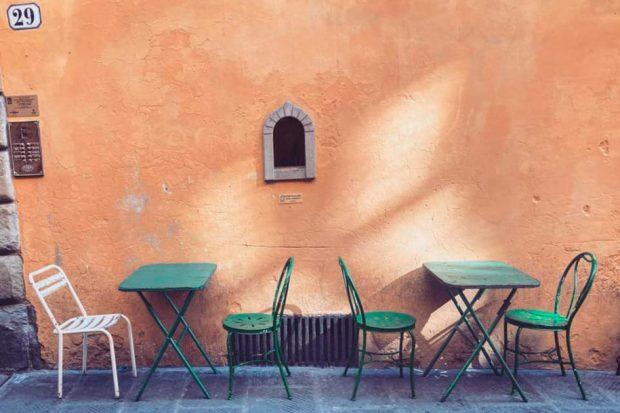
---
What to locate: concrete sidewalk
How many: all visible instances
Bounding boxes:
[0,367,617,413]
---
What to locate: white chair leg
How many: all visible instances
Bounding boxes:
[104,331,120,398]
[82,333,88,374]
[122,315,137,377]
[57,333,64,399]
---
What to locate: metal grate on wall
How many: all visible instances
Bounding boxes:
[232,314,358,367]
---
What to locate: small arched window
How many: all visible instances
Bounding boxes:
[273,116,306,167]
[263,102,316,181]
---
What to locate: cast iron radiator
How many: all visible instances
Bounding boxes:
[231,314,358,367]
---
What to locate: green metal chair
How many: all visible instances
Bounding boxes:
[223,257,294,399]
[339,257,416,400]
[503,252,597,400]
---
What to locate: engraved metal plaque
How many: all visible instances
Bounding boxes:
[8,121,43,177]
[279,193,302,204]
[6,95,39,117]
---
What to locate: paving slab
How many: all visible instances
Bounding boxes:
[59,402,124,413]
[519,371,619,413]
[178,407,242,413]
[64,370,140,402]
[0,367,616,413]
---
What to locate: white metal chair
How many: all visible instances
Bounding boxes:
[29,264,137,398]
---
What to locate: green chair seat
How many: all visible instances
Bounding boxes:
[356,311,416,332]
[505,308,568,330]
[223,313,274,334]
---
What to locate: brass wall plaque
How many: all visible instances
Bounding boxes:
[279,193,302,204]
[8,121,43,177]
[6,95,39,117]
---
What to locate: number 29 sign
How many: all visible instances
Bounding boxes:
[7,3,41,30]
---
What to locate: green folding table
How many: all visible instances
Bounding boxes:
[423,261,539,402]
[119,263,218,401]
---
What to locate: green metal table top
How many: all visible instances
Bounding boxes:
[423,260,540,289]
[119,263,217,292]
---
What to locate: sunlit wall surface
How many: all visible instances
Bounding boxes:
[0,1,618,369]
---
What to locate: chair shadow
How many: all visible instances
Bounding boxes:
[222,267,504,372]
[366,267,498,369]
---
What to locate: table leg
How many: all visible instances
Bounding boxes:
[423,289,485,376]
[163,293,218,374]
[135,291,211,401]
[440,289,527,402]
[447,290,500,376]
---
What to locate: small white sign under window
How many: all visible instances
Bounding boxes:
[279,193,303,204]
[7,3,41,30]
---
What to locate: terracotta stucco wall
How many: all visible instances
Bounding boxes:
[0,0,618,370]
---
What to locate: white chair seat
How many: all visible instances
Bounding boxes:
[57,314,122,334]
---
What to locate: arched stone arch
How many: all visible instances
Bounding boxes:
[262,101,316,181]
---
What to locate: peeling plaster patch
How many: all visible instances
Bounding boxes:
[119,194,149,214]
[598,140,609,156]
[126,256,139,270]
[54,245,63,267]
[167,223,180,238]
[588,348,605,365]
[144,234,160,250]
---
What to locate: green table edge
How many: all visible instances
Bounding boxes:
[118,262,217,292]
[423,260,540,289]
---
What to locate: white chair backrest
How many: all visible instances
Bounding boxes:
[29,264,87,328]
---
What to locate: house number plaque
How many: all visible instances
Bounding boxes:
[8,121,43,177]
[7,3,41,30]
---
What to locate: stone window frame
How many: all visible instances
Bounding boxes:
[263,101,316,181]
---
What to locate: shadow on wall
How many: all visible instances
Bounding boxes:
[29,2,617,370]
[367,267,502,368]
[363,268,449,365]
[187,58,497,367]
[120,3,484,367]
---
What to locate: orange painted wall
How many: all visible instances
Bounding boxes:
[0,1,618,369]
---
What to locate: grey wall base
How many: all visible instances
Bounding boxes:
[0,93,42,371]
[0,303,41,370]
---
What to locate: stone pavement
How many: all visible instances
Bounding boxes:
[0,367,617,413]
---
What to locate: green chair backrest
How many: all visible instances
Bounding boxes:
[554,252,597,325]
[338,257,366,326]
[272,257,294,329]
